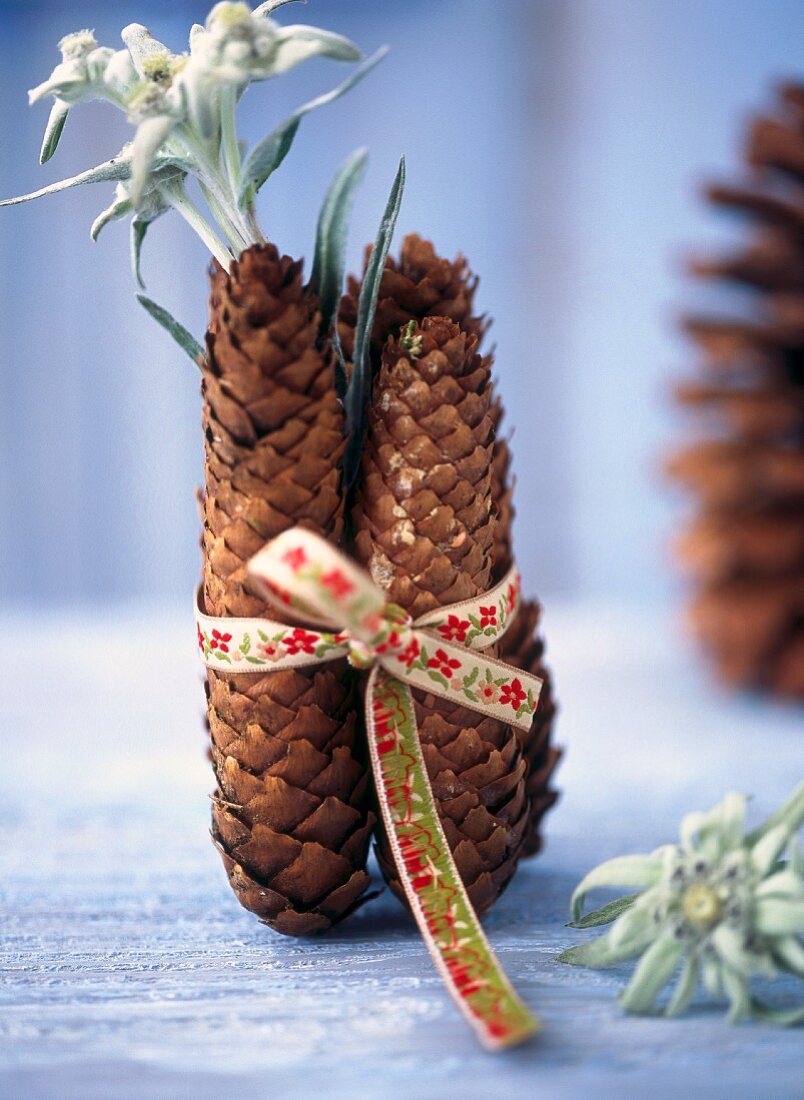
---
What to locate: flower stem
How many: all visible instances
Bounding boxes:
[160,181,232,269]
[219,83,242,195]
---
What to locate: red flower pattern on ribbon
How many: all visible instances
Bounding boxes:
[376,630,404,655]
[281,546,307,572]
[397,638,420,668]
[428,648,462,679]
[320,568,354,600]
[197,624,205,652]
[282,627,319,655]
[438,614,470,643]
[500,677,527,711]
[478,605,497,629]
[210,629,232,653]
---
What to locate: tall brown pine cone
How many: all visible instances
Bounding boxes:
[202,244,374,935]
[352,317,531,914]
[341,234,560,859]
[667,84,804,698]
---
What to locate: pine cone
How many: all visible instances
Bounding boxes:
[202,244,374,935]
[668,84,804,698]
[338,233,484,363]
[352,317,531,914]
[342,234,560,861]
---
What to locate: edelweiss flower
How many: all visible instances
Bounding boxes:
[7,2,385,291]
[559,784,804,1024]
[28,31,117,105]
[193,2,361,85]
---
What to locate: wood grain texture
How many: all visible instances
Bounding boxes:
[1,604,801,1099]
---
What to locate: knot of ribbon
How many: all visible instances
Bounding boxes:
[195,527,542,1051]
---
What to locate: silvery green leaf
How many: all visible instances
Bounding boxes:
[130,115,177,206]
[121,24,175,76]
[39,99,69,164]
[773,934,804,977]
[665,955,699,1017]
[618,933,684,1015]
[755,896,804,936]
[751,824,794,878]
[720,964,751,1023]
[557,934,651,970]
[253,0,306,16]
[269,24,362,74]
[750,998,804,1027]
[746,781,804,849]
[343,155,405,490]
[136,293,203,364]
[91,194,133,241]
[568,893,638,929]
[239,46,387,203]
[131,219,149,288]
[0,153,132,207]
[569,856,662,923]
[332,328,348,402]
[310,147,367,336]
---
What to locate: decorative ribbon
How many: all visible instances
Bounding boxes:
[196,528,542,1050]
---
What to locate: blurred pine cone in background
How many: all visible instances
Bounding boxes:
[668,84,804,698]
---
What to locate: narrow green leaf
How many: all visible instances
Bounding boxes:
[746,781,804,848]
[343,155,406,489]
[40,99,69,165]
[239,47,388,203]
[751,824,795,878]
[310,147,368,336]
[130,220,149,289]
[0,154,132,207]
[568,893,638,929]
[91,196,133,242]
[557,924,654,970]
[136,293,204,365]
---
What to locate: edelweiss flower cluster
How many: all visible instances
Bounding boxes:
[5,1,383,278]
[560,784,804,1024]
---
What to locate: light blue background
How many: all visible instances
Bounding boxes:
[1,0,803,608]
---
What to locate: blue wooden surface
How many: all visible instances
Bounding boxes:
[1,603,801,1099]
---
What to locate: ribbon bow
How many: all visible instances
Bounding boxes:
[196,528,542,1051]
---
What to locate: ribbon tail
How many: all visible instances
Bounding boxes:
[365,665,540,1051]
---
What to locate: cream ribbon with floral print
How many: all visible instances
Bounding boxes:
[197,530,541,730]
[195,527,542,1050]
